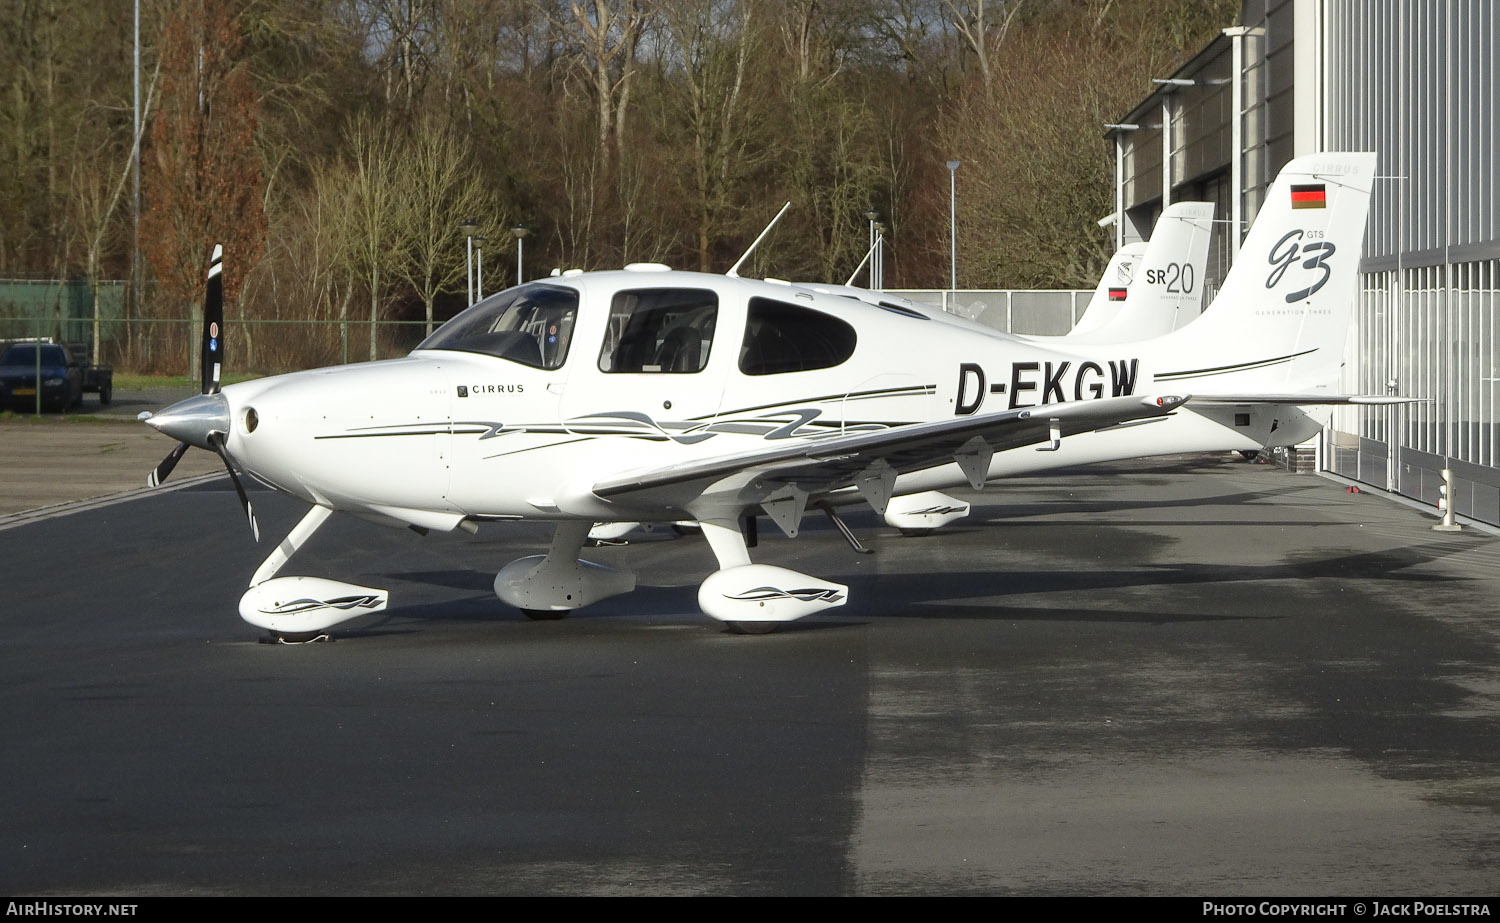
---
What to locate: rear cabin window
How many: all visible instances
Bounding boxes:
[416,284,578,370]
[599,288,717,373]
[739,298,857,376]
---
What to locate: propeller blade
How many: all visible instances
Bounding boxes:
[201,244,224,395]
[144,245,229,488]
[147,441,190,488]
[209,432,260,543]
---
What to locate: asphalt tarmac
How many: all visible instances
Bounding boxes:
[0,387,216,514]
[2,450,1498,896]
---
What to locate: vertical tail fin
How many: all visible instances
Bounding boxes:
[1069,241,1147,336]
[1069,201,1214,342]
[1147,153,1376,392]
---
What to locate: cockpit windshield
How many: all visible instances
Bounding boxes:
[416,284,578,370]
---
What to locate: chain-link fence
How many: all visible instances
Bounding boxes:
[892,289,1093,335]
[1,278,438,375]
[3,278,1094,376]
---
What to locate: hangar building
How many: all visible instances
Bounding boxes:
[1106,0,1500,525]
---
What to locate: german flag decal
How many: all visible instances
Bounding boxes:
[1108,288,1127,301]
[1291,183,1327,209]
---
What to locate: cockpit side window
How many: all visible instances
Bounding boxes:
[599,288,717,374]
[739,297,857,376]
[415,284,578,370]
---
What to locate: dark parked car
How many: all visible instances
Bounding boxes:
[0,340,112,412]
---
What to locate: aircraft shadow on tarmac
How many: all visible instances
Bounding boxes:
[845,542,1462,612]
[343,537,1471,637]
[209,475,1477,639]
[975,484,1328,520]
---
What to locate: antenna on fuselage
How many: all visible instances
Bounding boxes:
[727,201,791,278]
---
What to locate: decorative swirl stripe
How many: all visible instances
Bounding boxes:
[259,594,384,615]
[723,586,845,604]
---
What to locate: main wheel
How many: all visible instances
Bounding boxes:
[522,609,567,621]
[99,384,112,406]
[726,621,779,635]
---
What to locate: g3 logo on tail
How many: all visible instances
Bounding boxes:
[1267,229,1336,303]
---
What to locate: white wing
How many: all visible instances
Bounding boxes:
[591,393,1189,520]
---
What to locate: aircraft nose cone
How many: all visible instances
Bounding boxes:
[144,392,230,449]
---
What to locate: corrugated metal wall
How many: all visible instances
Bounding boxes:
[1324,0,1500,523]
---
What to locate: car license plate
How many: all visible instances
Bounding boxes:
[14,388,36,396]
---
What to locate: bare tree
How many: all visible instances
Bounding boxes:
[392,116,499,335]
[656,0,763,272]
[336,114,412,360]
[933,1,1231,288]
[65,60,161,364]
[941,0,1025,96]
[0,0,1241,373]
[553,0,648,260]
[779,82,884,283]
[141,0,267,373]
[367,0,439,110]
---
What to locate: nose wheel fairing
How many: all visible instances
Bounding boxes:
[238,503,389,641]
[240,576,388,635]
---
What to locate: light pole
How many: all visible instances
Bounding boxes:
[132,0,141,359]
[946,160,960,290]
[511,225,530,285]
[873,221,885,290]
[1103,124,1140,251]
[475,237,486,301]
[459,220,478,305]
[866,210,879,288]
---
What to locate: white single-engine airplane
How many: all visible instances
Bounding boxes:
[144,153,1393,641]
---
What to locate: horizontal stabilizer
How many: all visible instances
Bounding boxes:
[1189,394,1422,406]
